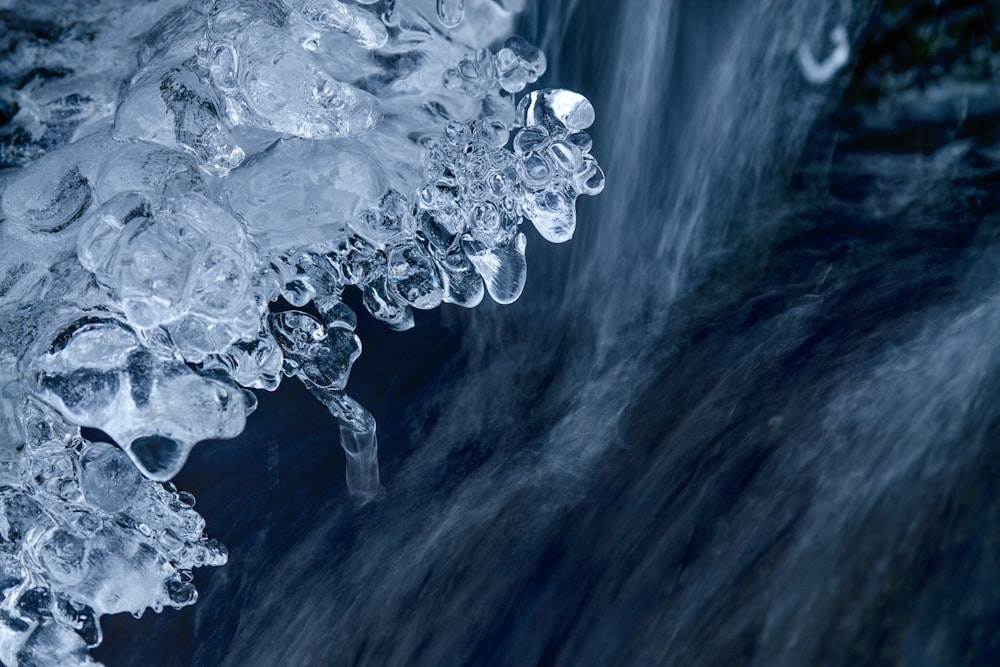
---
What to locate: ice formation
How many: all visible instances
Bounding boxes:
[0,0,603,662]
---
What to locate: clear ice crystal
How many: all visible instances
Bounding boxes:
[0,0,603,662]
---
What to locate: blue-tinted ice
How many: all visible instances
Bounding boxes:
[0,0,603,662]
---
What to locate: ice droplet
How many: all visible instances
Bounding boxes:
[437,0,465,28]
[518,89,596,133]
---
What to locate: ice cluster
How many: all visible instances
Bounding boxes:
[0,0,602,662]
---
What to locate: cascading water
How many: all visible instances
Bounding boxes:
[4,0,1000,665]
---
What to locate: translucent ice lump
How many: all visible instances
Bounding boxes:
[0,0,603,662]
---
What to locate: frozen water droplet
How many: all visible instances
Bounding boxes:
[387,243,444,310]
[436,0,464,28]
[514,125,550,154]
[496,37,546,93]
[438,249,485,308]
[523,186,577,243]
[576,160,606,196]
[464,233,526,304]
[518,89,596,133]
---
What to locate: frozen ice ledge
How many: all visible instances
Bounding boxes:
[0,0,604,663]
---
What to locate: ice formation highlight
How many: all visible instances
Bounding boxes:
[0,0,602,663]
